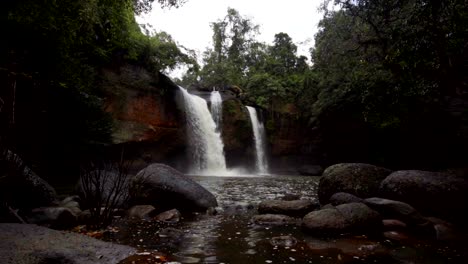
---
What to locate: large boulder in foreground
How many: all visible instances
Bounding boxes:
[318,163,391,204]
[0,223,135,264]
[258,199,319,217]
[379,170,468,222]
[130,163,217,211]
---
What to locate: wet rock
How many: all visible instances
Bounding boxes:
[329,192,363,206]
[318,163,391,204]
[131,163,218,211]
[298,165,324,176]
[302,208,348,235]
[379,170,468,222]
[363,198,427,226]
[127,205,157,220]
[321,204,335,210]
[0,223,135,264]
[252,214,298,225]
[270,235,298,247]
[383,231,410,242]
[27,206,77,229]
[382,219,407,231]
[154,209,181,223]
[426,217,459,241]
[335,202,382,232]
[258,199,319,217]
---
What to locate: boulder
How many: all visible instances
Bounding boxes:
[329,192,363,206]
[379,170,468,222]
[382,219,407,231]
[302,208,348,235]
[0,223,135,264]
[302,203,381,235]
[318,163,391,204]
[26,207,77,229]
[335,202,382,232]
[131,163,217,211]
[298,165,324,176]
[127,205,157,220]
[154,209,181,223]
[0,151,58,209]
[363,198,427,226]
[258,199,319,217]
[252,214,298,225]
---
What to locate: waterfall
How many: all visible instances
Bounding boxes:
[246,106,269,174]
[210,90,223,130]
[179,87,227,175]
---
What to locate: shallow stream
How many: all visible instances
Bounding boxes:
[110,175,467,264]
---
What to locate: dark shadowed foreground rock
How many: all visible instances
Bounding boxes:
[131,163,217,211]
[379,170,468,222]
[26,207,77,229]
[318,163,391,204]
[258,199,319,217]
[302,202,381,235]
[0,223,135,264]
[329,192,363,206]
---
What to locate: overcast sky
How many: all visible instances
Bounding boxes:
[136,0,327,76]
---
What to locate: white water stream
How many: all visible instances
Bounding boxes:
[210,90,223,131]
[179,87,227,175]
[246,106,269,174]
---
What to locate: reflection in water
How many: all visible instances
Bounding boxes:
[114,175,468,264]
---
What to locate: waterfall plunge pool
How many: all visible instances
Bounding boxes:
[107,175,467,264]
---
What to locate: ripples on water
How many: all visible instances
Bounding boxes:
[112,175,467,264]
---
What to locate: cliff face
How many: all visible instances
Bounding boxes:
[100,65,186,169]
[265,104,322,174]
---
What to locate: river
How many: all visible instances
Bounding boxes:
[111,175,467,264]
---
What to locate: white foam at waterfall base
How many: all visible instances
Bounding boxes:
[179,87,236,176]
[210,90,223,131]
[247,106,269,175]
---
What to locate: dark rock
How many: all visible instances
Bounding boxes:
[270,236,298,247]
[383,231,410,242]
[0,151,58,209]
[252,214,298,225]
[382,219,407,231]
[303,203,381,235]
[302,208,348,235]
[27,207,77,229]
[321,204,335,210]
[127,205,157,220]
[329,192,363,206]
[131,163,217,211]
[318,163,391,204]
[0,223,135,264]
[379,170,468,222]
[59,196,82,216]
[258,199,319,217]
[298,165,324,176]
[433,223,459,241]
[335,202,382,232]
[154,209,181,223]
[363,197,427,226]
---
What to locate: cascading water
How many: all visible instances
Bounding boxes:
[179,87,227,175]
[210,89,223,130]
[246,106,269,174]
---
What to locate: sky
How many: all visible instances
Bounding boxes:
[136,0,327,77]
